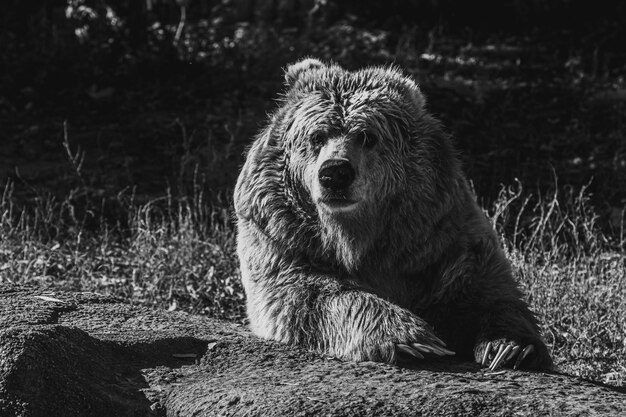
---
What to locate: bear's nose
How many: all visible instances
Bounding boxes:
[318,159,355,191]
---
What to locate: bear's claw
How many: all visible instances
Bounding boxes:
[514,345,534,370]
[397,343,425,359]
[431,334,447,347]
[396,341,455,360]
[481,342,493,365]
[482,341,535,371]
[413,342,455,356]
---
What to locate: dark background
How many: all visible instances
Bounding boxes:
[2,0,625,235]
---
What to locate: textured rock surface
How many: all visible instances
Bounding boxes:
[1,284,624,417]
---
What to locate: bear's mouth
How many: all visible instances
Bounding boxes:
[319,198,360,213]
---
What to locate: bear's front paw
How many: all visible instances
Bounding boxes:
[392,324,455,362]
[476,339,549,371]
[387,311,456,362]
[358,311,456,363]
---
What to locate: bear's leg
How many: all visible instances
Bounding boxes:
[238,220,456,364]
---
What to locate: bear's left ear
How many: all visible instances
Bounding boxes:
[399,76,426,112]
[284,58,326,88]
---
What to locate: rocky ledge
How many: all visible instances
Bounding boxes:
[1,284,624,416]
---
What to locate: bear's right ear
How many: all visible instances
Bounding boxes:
[284,58,326,88]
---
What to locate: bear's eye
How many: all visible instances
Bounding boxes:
[356,132,378,149]
[310,133,325,148]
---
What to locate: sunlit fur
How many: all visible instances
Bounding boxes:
[234,58,552,369]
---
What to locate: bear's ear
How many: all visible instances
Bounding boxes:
[399,75,426,112]
[284,58,326,88]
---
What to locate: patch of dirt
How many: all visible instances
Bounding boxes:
[1,284,624,417]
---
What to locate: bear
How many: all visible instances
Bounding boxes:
[234,58,552,371]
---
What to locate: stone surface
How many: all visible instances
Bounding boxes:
[1,284,624,417]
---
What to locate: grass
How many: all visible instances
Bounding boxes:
[1,172,624,387]
[0,179,244,320]
[488,179,626,386]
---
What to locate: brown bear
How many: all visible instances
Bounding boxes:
[234,58,552,371]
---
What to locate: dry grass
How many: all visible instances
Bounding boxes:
[489,179,626,386]
[1,174,624,387]
[0,180,244,320]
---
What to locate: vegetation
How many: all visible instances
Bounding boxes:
[1,0,624,388]
[1,169,624,386]
[490,181,625,386]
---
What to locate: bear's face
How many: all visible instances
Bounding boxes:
[289,92,399,222]
[279,59,427,227]
[243,58,457,270]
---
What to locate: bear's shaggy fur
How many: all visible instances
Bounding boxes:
[234,58,552,369]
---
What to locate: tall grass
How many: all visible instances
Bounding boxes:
[489,179,626,386]
[1,173,624,386]
[0,179,244,320]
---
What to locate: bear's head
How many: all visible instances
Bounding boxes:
[282,59,431,221]
[246,58,463,272]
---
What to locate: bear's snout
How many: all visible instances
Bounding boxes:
[318,159,355,191]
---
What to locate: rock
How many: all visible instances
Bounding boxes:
[1,284,624,416]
